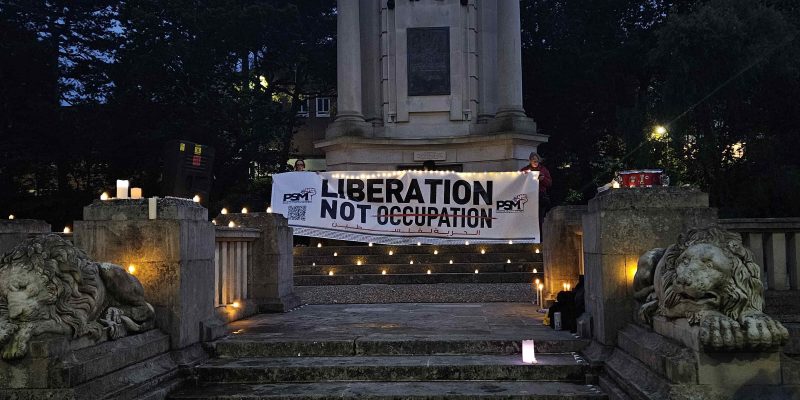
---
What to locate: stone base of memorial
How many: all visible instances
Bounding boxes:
[75,198,223,349]
[0,218,51,254]
[214,212,301,313]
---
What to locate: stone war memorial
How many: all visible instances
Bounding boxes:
[1,0,800,400]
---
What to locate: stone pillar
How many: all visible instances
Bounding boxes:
[495,0,524,119]
[214,213,301,312]
[488,0,536,135]
[326,0,372,138]
[74,198,220,349]
[582,188,717,346]
[0,219,51,255]
[543,206,587,300]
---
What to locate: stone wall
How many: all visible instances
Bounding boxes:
[0,219,51,255]
[582,187,717,346]
[542,205,587,300]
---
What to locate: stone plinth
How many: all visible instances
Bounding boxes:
[0,219,51,255]
[543,205,587,300]
[213,213,300,312]
[582,187,717,345]
[74,198,219,349]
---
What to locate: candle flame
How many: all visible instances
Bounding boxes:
[63,227,71,234]
[100,192,109,201]
[127,264,136,274]
[193,195,200,203]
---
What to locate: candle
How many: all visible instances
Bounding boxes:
[116,180,129,199]
[63,226,71,234]
[130,188,142,199]
[241,207,248,214]
[522,340,537,363]
[193,195,200,203]
[148,197,157,220]
[266,206,272,213]
[8,215,14,220]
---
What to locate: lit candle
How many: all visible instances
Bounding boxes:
[193,195,201,203]
[368,242,373,247]
[221,208,228,215]
[8,215,14,220]
[228,221,235,228]
[333,252,338,257]
[533,268,538,273]
[409,260,414,265]
[388,250,393,256]
[474,269,479,274]
[481,249,486,254]
[328,270,334,276]
[507,259,511,263]
[449,260,453,264]
[241,207,248,214]
[266,206,272,213]
[433,250,439,255]
[317,243,322,248]
[63,226,71,234]
[231,301,241,309]
[100,192,109,201]
[382,270,387,275]
[522,340,537,363]
[427,269,431,274]
[127,264,136,274]
[130,187,143,199]
[116,180,129,199]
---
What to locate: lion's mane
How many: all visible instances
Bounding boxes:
[655,226,763,321]
[0,235,105,338]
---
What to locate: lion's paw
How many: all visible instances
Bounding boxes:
[699,313,744,351]
[1,328,31,360]
[0,322,18,345]
[742,314,789,349]
[100,307,128,339]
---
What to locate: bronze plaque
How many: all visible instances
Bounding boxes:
[407,27,450,96]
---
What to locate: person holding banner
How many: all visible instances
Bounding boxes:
[520,152,552,234]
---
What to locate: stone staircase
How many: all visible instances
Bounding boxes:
[168,303,606,399]
[293,242,543,304]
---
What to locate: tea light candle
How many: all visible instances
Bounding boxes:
[130,188,142,199]
[116,180,129,199]
[100,192,109,201]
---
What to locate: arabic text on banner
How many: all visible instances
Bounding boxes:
[270,171,540,245]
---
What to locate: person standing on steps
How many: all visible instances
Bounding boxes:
[519,152,552,237]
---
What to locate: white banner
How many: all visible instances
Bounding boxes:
[270,171,540,244]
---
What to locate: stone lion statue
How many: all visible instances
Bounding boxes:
[0,235,155,360]
[633,226,788,351]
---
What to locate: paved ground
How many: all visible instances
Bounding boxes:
[223,303,577,343]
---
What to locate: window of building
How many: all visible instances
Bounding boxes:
[297,99,309,117]
[316,97,331,117]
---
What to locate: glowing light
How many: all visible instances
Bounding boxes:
[63,226,71,234]
[221,208,228,215]
[212,219,217,225]
[449,260,453,264]
[535,278,540,285]
[480,249,486,254]
[231,301,241,309]
[357,260,362,266]
[474,269,479,274]
[538,283,544,290]
[612,180,621,189]
[127,264,136,274]
[228,221,236,228]
[507,259,511,264]
[100,192,109,201]
[382,270,387,275]
[731,141,745,159]
[535,248,540,254]
[522,340,537,363]
[266,207,272,213]
[651,125,668,141]
[241,207,248,214]
[410,260,414,264]
[533,268,538,273]
[130,188,142,199]
[317,243,322,248]
[508,240,513,245]
[192,194,200,203]
[389,250,394,256]
[417,242,421,246]
[368,242,373,247]
[312,262,316,266]
[329,270,334,276]
[427,269,432,274]
[8,215,14,220]
[465,241,470,245]
[333,252,338,257]
[434,250,439,255]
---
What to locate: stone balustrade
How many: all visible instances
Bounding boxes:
[719,218,800,291]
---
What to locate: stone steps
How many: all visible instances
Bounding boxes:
[295,253,542,266]
[295,283,537,304]
[296,272,537,286]
[294,243,542,257]
[196,354,588,383]
[169,381,606,399]
[293,243,542,304]
[296,262,541,275]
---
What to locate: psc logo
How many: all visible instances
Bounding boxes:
[496,194,528,213]
[283,188,317,203]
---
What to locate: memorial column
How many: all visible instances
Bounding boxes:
[336,0,365,122]
[495,0,526,118]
